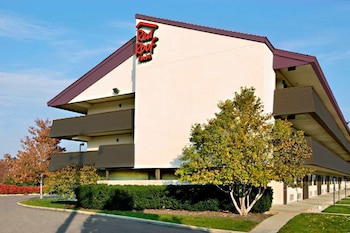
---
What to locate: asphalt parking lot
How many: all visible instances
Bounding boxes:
[0,195,209,233]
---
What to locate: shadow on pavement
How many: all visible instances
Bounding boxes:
[56,211,78,233]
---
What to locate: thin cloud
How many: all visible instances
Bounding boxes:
[58,46,114,64]
[275,26,348,53]
[109,20,135,29]
[0,70,74,106]
[276,37,330,53]
[52,38,130,65]
[0,11,66,40]
[318,50,350,63]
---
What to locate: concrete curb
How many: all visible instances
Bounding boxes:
[18,201,244,233]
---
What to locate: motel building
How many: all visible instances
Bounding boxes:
[48,14,350,205]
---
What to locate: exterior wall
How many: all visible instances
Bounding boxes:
[88,98,134,115]
[287,186,303,203]
[70,56,134,103]
[268,181,284,205]
[308,175,318,198]
[87,134,133,151]
[98,180,179,185]
[109,170,150,180]
[134,19,275,168]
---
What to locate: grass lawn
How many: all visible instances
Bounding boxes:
[278,213,350,233]
[21,198,258,232]
[22,198,77,209]
[336,199,350,205]
[323,205,350,214]
[101,210,255,231]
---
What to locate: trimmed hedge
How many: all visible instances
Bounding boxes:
[0,184,40,194]
[75,184,273,213]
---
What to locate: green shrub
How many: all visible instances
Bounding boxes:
[44,165,101,199]
[250,187,273,213]
[75,184,273,213]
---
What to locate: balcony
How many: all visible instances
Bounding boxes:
[49,144,134,171]
[274,86,350,163]
[49,109,134,139]
[305,138,350,176]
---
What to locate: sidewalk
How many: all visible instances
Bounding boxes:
[249,189,348,233]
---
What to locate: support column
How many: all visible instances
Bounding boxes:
[303,176,309,200]
[105,170,110,180]
[317,175,322,195]
[283,182,287,205]
[326,176,330,193]
[155,168,161,180]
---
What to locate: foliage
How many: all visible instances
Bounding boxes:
[278,213,350,233]
[5,119,65,185]
[175,87,312,216]
[0,184,39,194]
[44,165,101,199]
[76,184,133,210]
[75,184,272,213]
[271,119,313,187]
[0,155,11,183]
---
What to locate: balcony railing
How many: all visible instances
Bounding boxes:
[274,87,350,156]
[306,138,350,176]
[49,144,134,171]
[50,109,134,139]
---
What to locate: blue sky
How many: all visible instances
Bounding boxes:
[1,0,349,157]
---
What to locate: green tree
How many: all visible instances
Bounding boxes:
[272,119,313,187]
[176,87,312,216]
[44,165,101,198]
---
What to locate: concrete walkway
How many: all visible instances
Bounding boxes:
[250,189,348,233]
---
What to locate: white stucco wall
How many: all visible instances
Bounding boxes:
[134,19,275,168]
[87,98,134,115]
[87,134,133,151]
[70,56,134,103]
[268,181,284,205]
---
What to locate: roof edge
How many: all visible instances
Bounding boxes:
[135,14,276,52]
[47,37,136,108]
[273,49,350,136]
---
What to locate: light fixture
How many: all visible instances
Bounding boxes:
[113,88,120,94]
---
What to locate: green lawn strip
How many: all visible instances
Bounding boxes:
[100,210,256,231]
[336,199,350,205]
[323,205,350,214]
[21,198,257,232]
[278,213,350,233]
[21,198,77,209]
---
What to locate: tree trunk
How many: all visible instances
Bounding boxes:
[229,190,242,215]
[240,196,248,216]
[229,187,265,216]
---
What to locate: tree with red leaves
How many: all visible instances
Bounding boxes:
[7,119,65,185]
